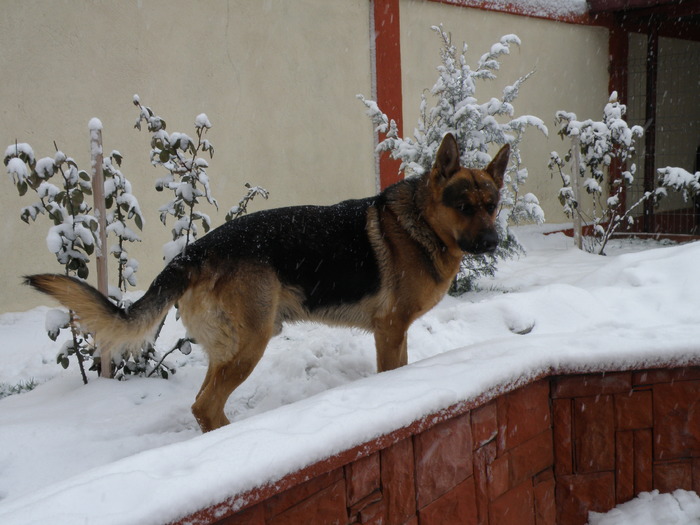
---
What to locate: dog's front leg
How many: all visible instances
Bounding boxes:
[373,321,408,372]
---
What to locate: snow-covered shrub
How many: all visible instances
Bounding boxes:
[6,98,269,383]
[550,92,661,254]
[133,95,219,263]
[358,25,547,293]
[4,142,99,383]
[102,150,144,300]
[226,183,270,222]
[133,96,268,377]
[657,166,700,202]
[100,150,176,380]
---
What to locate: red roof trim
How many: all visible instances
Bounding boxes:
[424,0,611,26]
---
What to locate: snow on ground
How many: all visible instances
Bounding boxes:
[1,225,700,524]
[588,490,700,525]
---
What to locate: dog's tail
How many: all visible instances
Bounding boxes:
[25,263,191,370]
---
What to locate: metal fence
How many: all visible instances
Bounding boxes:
[626,35,700,235]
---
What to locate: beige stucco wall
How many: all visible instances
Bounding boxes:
[400,0,610,225]
[0,0,613,314]
[0,0,374,313]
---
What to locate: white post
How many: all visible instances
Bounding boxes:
[571,135,583,250]
[89,118,111,378]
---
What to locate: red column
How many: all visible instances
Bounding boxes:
[372,0,404,189]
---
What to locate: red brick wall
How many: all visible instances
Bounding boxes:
[175,367,700,525]
[553,368,700,524]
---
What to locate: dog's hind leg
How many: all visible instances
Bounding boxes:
[185,269,280,432]
[191,330,271,432]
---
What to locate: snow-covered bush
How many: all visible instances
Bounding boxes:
[100,150,176,380]
[132,96,269,375]
[358,25,547,292]
[4,142,99,383]
[550,93,661,254]
[657,166,700,202]
[102,150,144,300]
[226,183,270,222]
[6,98,269,383]
[133,95,219,263]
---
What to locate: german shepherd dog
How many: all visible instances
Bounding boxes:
[26,133,509,432]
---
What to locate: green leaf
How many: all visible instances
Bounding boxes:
[159,150,169,163]
[71,189,84,207]
[17,181,28,196]
[134,214,144,231]
[77,264,89,279]
[57,354,69,369]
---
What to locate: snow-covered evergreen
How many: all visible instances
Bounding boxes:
[359,25,547,291]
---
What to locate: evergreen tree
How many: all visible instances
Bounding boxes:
[359,25,547,292]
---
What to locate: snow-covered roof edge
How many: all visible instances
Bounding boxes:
[432,0,597,24]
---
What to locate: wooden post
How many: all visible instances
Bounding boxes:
[89,118,111,378]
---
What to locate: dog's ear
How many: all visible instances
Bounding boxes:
[485,143,510,189]
[434,133,461,180]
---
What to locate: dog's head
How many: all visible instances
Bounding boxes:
[424,133,509,255]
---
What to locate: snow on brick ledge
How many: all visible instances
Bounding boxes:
[171,366,700,525]
[1,330,699,525]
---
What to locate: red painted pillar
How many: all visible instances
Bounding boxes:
[372,0,404,190]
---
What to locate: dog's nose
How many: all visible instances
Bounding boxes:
[472,231,499,254]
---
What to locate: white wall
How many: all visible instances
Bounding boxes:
[0,0,615,314]
[0,0,374,313]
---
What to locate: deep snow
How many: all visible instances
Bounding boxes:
[1,225,700,524]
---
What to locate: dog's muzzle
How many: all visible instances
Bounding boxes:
[459,230,499,254]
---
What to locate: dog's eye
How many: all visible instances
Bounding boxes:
[486,204,497,214]
[458,204,475,216]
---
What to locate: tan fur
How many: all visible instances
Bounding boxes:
[27,274,173,373]
[26,134,509,432]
